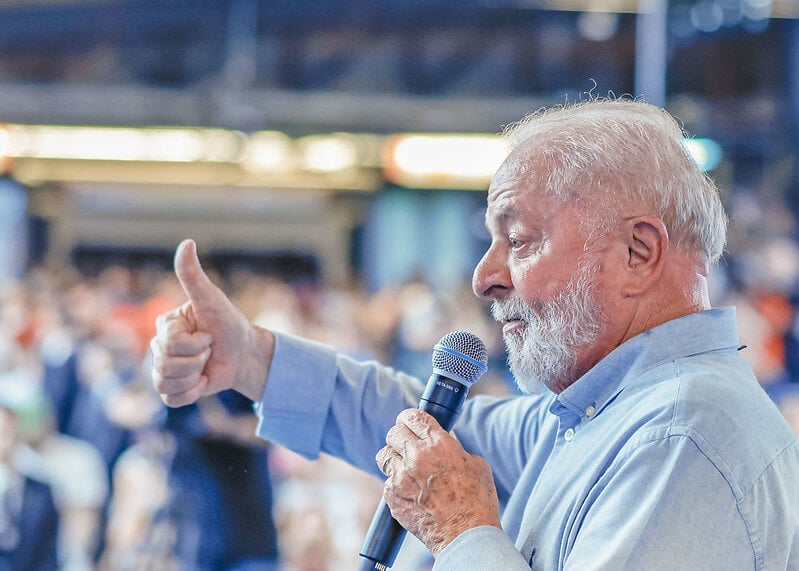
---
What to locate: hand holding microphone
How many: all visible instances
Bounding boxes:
[359,332,502,569]
[378,408,502,558]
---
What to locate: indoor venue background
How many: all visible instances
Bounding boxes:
[0,1,798,570]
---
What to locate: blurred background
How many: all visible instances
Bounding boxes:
[0,1,798,570]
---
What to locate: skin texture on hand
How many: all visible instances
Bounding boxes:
[376,408,502,557]
[150,239,274,407]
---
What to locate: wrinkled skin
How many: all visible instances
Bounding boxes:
[375,408,502,556]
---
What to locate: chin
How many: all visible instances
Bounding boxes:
[502,331,525,356]
[507,356,550,395]
[507,344,575,395]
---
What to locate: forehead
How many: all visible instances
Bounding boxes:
[485,156,556,222]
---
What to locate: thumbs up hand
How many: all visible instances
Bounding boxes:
[151,239,275,407]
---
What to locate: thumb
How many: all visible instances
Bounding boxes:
[174,239,220,307]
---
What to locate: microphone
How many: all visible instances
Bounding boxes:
[358,330,488,571]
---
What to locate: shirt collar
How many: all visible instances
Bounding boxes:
[555,307,741,419]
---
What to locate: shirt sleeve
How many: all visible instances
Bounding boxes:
[562,429,754,570]
[255,332,426,475]
[255,332,541,562]
[434,526,531,570]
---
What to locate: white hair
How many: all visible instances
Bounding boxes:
[502,97,728,268]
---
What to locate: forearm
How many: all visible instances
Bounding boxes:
[255,332,424,474]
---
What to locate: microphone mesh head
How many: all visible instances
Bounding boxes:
[432,331,488,387]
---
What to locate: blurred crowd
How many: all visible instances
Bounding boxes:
[0,258,512,571]
[1,210,799,570]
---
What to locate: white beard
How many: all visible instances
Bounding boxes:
[491,260,604,394]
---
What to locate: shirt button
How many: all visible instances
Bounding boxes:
[585,405,596,417]
[564,427,575,442]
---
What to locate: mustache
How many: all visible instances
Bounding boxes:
[490,294,534,323]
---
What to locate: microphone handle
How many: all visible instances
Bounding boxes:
[358,374,468,570]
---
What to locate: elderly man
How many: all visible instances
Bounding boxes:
[151,99,799,570]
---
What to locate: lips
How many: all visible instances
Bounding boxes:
[491,298,529,335]
[502,319,525,334]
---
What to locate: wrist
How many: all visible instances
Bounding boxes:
[233,325,275,402]
[430,520,503,558]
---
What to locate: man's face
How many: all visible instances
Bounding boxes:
[472,157,610,393]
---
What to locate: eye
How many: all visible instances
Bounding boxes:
[508,234,524,249]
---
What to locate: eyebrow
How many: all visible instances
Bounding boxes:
[486,200,517,225]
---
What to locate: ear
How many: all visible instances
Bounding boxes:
[621,216,669,297]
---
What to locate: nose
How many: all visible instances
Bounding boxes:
[472,243,511,300]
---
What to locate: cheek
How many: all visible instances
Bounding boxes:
[593,260,626,305]
[510,257,576,304]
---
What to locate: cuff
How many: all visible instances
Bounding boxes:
[434,526,529,570]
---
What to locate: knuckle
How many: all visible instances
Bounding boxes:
[163,337,188,356]
[397,408,419,425]
[385,425,402,445]
[156,308,180,329]
[163,317,190,338]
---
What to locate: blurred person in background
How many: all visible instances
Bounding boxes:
[13,392,109,571]
[151,98,799,569]
[161,391,280,571]
[34,269,148,565]
[0,384,59,571]
[5,265,186,569]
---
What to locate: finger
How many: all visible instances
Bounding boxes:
[151,346,212,380]
[385,422,422,458]
[396,408,445,441]
[154,311,213,357]
[375,446,401,477]
[173,239,223,309]
[155,307,187,336]
[152,368,205,397]
[159,375,209,408]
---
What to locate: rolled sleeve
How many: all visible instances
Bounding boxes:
[255,332,339,459]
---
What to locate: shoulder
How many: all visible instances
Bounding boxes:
[624,352,797,498]
[20,476,59,523]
